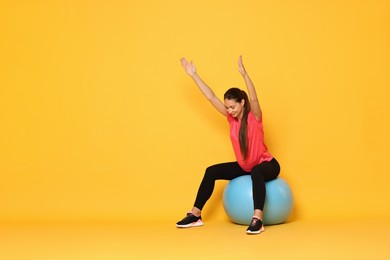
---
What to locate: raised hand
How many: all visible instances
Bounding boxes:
[238,55,247,76]
[180,58,197,77]
[179,57,228,117]
[238,55,261,119]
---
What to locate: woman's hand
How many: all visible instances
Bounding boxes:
[238,55,247,76]
[180,58,197,77]
[180,57,228,117]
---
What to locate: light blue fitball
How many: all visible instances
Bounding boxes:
[223,176,293,225]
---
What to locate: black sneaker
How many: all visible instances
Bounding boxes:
[176,212,204,228]
[246,217,265,234]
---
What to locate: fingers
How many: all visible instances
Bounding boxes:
[180,57,193,68]
[180,57,196,76]
[180,57,188,66]
[238,55,243,66]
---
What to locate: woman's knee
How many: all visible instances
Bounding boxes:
[250,170,264,182]
[251,164,266,176]
[251,162,279,181]
[204,165,218,180]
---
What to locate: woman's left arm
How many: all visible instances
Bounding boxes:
[238,56,261,120]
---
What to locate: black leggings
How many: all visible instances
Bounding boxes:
[194,158,280,211]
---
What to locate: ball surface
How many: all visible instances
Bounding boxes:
[223,176,293,225]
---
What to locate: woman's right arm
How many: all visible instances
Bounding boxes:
[180,58,227,117]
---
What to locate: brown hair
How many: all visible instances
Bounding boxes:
[224,88,251,160]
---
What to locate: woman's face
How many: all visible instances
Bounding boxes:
[224,98,245,119]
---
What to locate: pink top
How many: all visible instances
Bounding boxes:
[227,110,273,172]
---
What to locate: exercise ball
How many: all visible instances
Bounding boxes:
[223,176,293,225]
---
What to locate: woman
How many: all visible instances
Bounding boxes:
[176,56,280,234]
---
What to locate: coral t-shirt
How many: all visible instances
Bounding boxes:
[227,110,273,172]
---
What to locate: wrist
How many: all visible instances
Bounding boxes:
[191,72,199,78]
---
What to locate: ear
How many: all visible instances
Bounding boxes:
[241,99,245,107]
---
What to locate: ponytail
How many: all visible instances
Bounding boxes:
[239,90,250,160]
[224,88,251,160]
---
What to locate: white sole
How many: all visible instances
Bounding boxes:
[176,220,204,228]
[246,226,265,235]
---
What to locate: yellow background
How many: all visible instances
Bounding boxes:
[1,0,389,224]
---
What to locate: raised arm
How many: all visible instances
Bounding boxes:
[180,58,227,117]
[238,56,261,120]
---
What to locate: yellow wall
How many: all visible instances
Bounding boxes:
[1,0,389,222]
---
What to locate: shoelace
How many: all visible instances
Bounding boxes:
[250,218,260,226]
[183,213,197,221]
